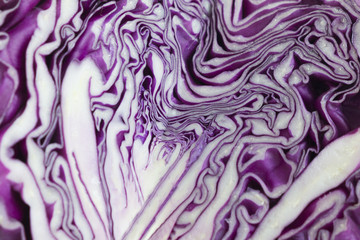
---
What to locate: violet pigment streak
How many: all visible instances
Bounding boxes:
[1,0,360,239]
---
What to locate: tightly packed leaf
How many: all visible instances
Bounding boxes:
[1,0,360,239]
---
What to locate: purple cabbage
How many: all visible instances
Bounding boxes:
[1,0,360,239]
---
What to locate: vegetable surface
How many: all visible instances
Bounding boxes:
[1,0,360,239]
